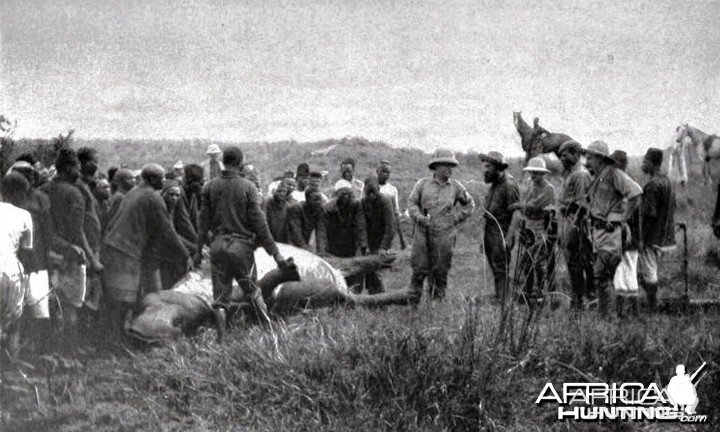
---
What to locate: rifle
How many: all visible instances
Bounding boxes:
[395,213,407,250]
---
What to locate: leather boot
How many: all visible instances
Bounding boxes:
[645,283,658,312]
[616,296,626,318]
[630,297,640,316]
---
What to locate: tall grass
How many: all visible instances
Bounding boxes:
[6,302,717,431]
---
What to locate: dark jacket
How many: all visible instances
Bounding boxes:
[484,172,520,234]
[362,194,395,252]
[323,199,368,257]
[263,196,293,244]
[106,191,125,228]
[288,201,327,254]
[40,177,86,260]
[77,179,102,255]
[169,199,198,255]
[104,184,189,263]
[182,187,201,232]
[19,189,55,272]
[639,173,676,247]
[197,170,278,256]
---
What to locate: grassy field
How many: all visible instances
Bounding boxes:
[2,137,719,431]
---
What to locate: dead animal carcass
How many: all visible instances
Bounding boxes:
[128,243,411,342]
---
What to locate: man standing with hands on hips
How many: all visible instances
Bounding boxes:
[408,149,475,304]
[582,140,642,317]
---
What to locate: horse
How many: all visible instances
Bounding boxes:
[513,112,574,163]
[667,138,690,186]
[513,111,537,160]
[675,123,720,183]
[529,118,574,159]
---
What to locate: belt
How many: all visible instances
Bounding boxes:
[215,231,252,241]
[524,216,545,222]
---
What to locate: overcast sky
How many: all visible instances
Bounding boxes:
[1,0,719,155]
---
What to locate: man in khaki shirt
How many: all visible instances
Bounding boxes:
[408,149,474,303]
[583,141,642,317]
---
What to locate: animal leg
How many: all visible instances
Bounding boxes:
[348,288,414,308]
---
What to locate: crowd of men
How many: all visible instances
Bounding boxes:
[478,140,675,318]
[0,137,678,358]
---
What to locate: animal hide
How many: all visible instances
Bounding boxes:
[128,244,404,342]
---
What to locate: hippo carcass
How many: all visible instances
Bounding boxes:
[128,243,411,342]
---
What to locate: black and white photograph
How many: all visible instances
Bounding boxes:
[0,0,718,430]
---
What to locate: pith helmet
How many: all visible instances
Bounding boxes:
[523,157,550,173]
[583,140,614,164]
[428,148,459,170]
[206,144,222,155]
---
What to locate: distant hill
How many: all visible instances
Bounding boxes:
[68,136,527,210]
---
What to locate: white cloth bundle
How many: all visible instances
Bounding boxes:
[613,250,639,296]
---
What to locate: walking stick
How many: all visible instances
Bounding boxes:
[423,208,435,298]
[677,222,688,299]
[396,213,407,250]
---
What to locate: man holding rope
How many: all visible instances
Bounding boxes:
[408,149,474,304]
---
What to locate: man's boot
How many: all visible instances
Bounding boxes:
[616,296,626,318]
[409,271,425,305]
[213,306,227,342]
[645,283,658,312]
[596,281,610,317]
[630,297,640,317]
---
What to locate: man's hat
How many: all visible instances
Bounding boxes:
[609,150,628,170]
[296,162,310,177]
[583,140,615,164]
[206,144,222,155]
[479,151,509,170]
[113,168,135,184]
[428,149,459,169]
[162,179,181,192]
[244,164,260,186]
[558,139,582,155]
[522,157,550,173]
[644,147,664,166]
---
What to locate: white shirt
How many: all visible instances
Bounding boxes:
[200,159,225,182]
[0,202,32,274]
[379,182,400,215]
[334,178,364,199]
[290,190,306,202]
[267,180,282,196]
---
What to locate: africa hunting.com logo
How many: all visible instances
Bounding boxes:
[535,362,708,423]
